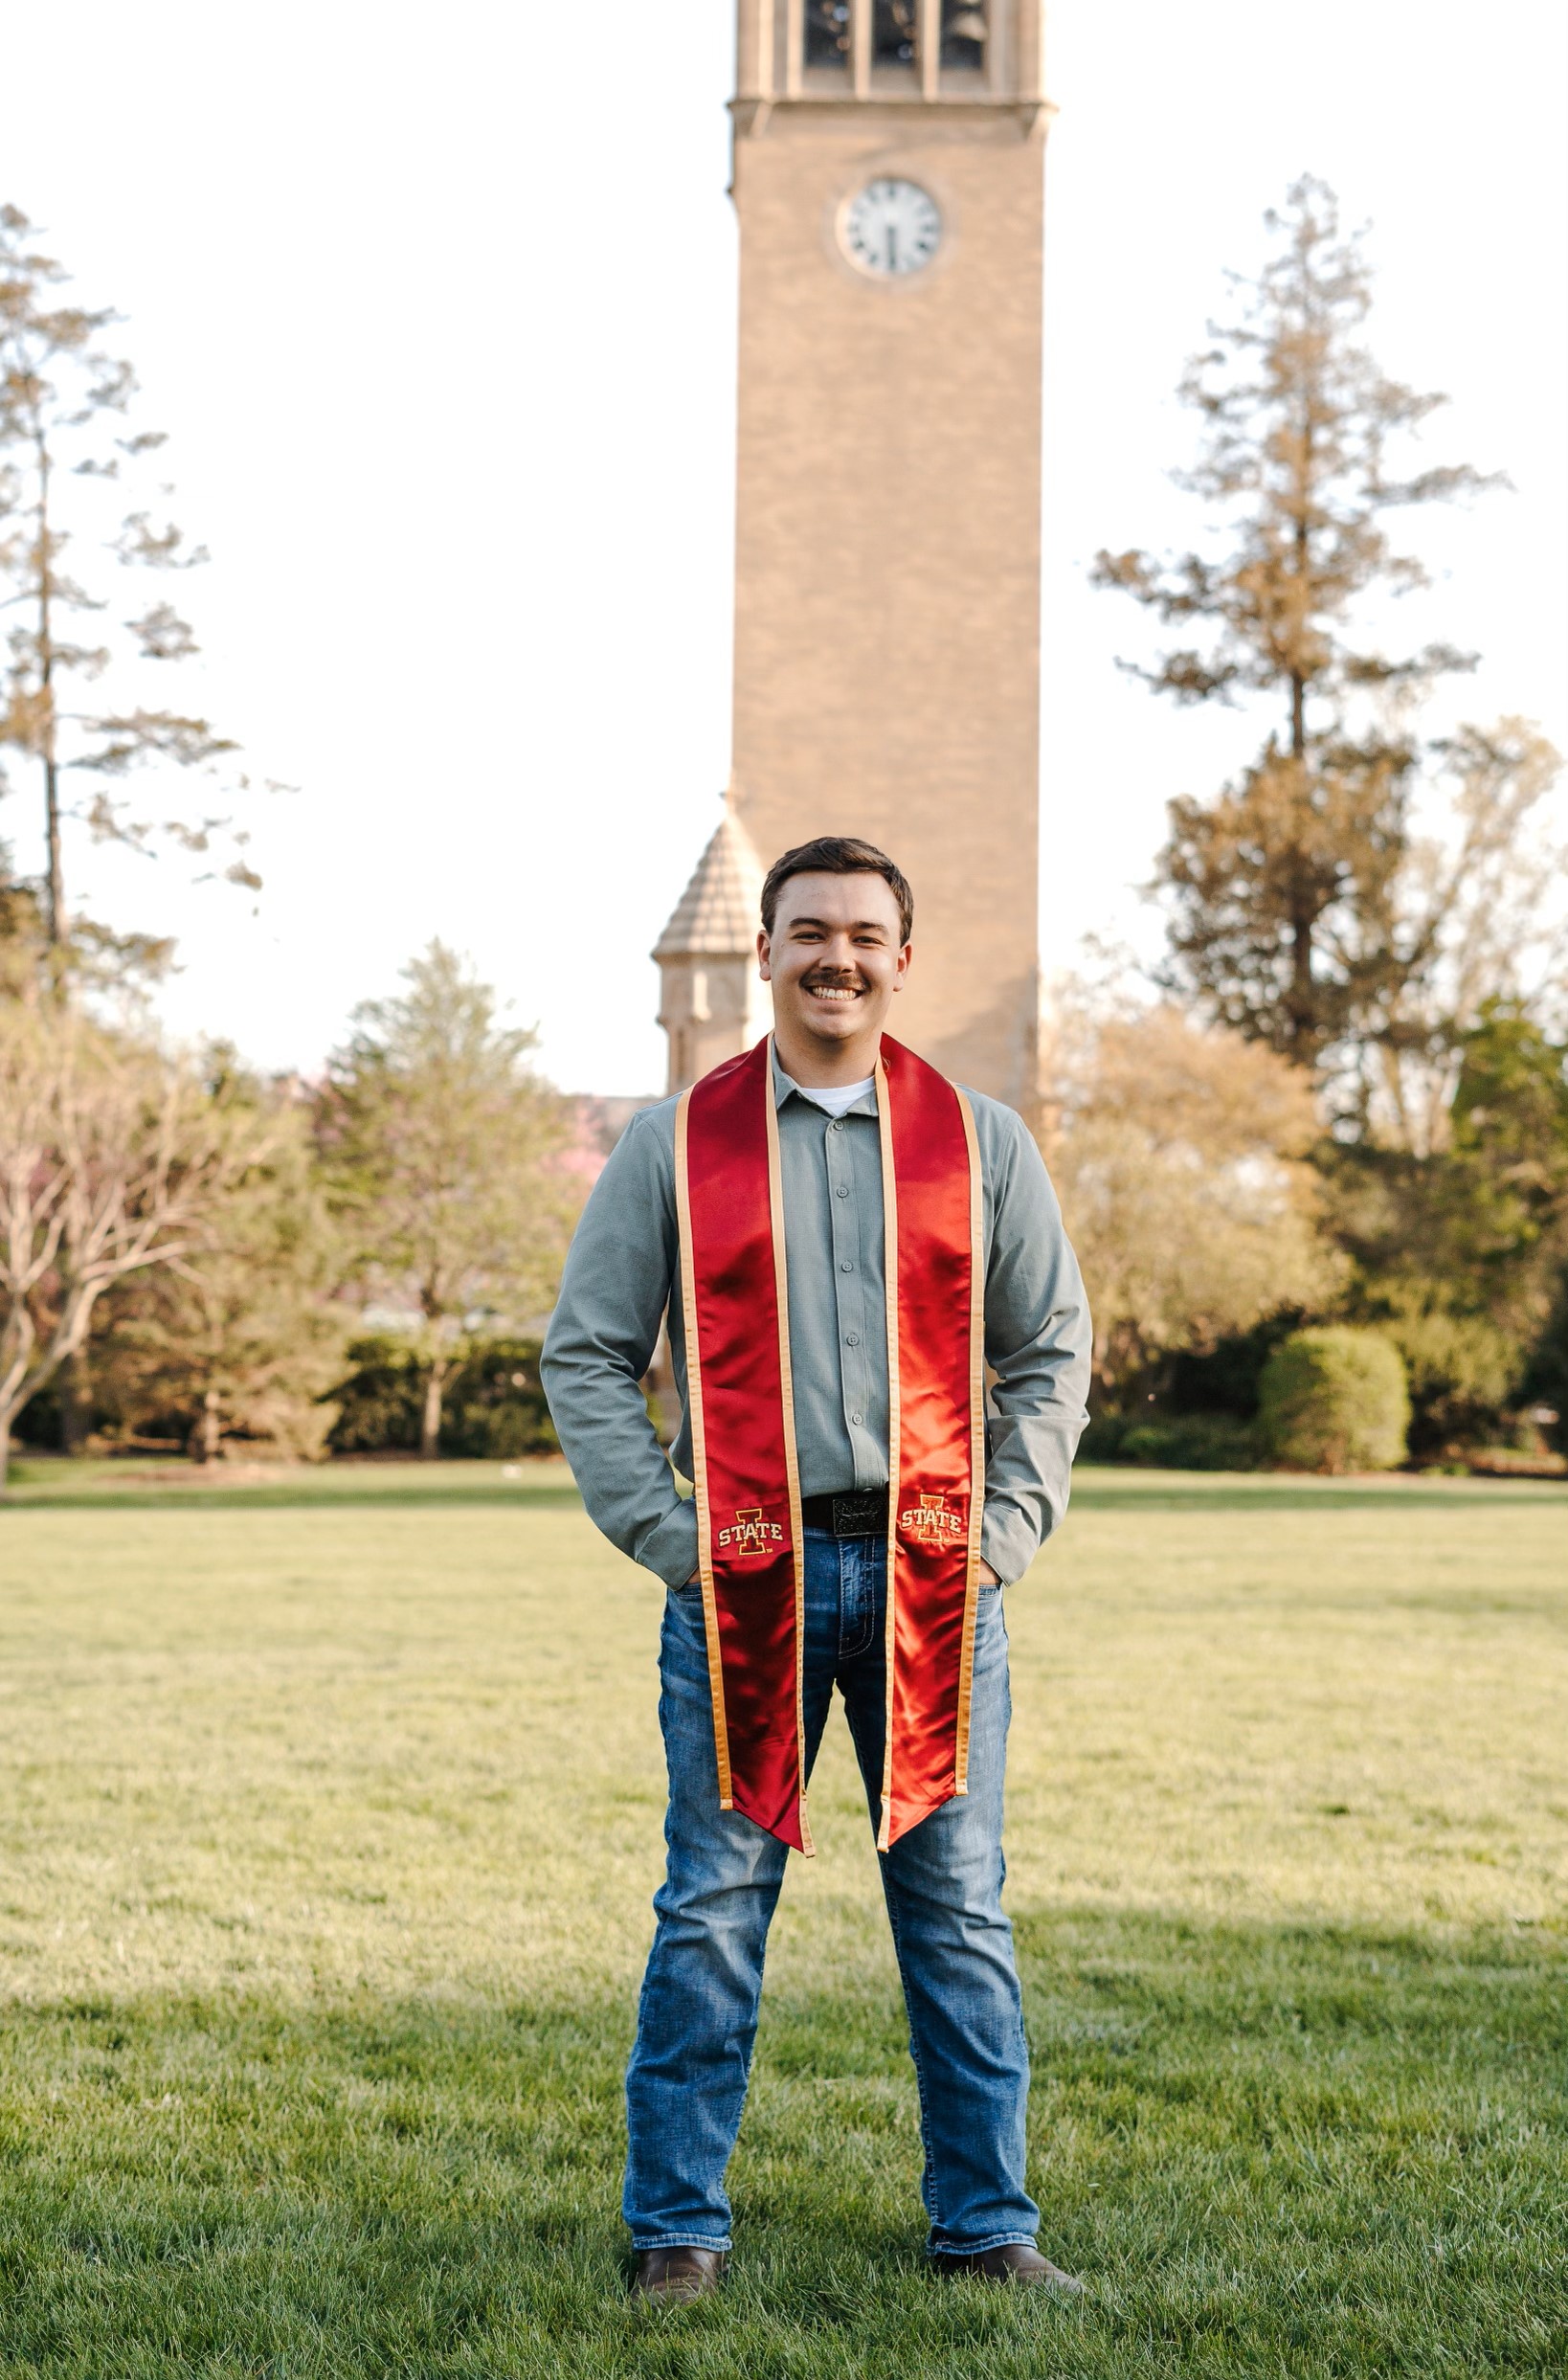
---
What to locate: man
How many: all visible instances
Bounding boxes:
[542,835,1091,2301]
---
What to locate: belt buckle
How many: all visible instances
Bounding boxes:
[831,1492,884,1538]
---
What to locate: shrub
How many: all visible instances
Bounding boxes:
[1119,1414,1259,1471]
[1376,1301,1520,1457]
[325,1335,556,1458]
[1521,1265,1568,1455]
[326,1336,424,1453]
[439,1339,556,1459]
[1258,1328,1410,1473]
[1077,1407,1131,1463]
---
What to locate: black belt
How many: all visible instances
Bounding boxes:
[800,1489,888,1538]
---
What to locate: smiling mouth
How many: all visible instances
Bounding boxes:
[802,977,862,1005]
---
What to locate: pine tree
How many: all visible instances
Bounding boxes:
[0,202,258,957]
[1095,177,1497,1094]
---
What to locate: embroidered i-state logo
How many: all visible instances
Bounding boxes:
[899,1490,967,1542]
[716,1505,786,1558]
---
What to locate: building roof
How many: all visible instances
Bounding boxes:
[651,806,766,960]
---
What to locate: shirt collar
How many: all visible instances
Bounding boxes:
[770,1042,880,1116]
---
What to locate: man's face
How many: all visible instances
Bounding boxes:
[757,871,911,1053]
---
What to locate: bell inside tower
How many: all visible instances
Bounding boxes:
[795,2,991,90]
[942,1,987,72]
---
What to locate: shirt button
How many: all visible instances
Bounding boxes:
[830,1119,844,1132]
[836,1184,850,1199]
[840,1259,853,1272]
[851,1412,863,1426]
[845,1332,860,1346]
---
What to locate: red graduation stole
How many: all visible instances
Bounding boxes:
[674,1033,984,1855]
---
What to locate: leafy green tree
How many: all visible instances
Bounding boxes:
[89,1067,347,1461]
[1362,719,1564,1152]
[1319,1004,1568,1452]
[1042,994,1343,1406]
[318,944,581,1459]
[1094,176,1498,1100]
[1449,1004,1568,1245]
[0,202,258,954]
[0,999,279,1485]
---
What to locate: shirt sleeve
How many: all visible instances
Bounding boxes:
[541,1111,699,1589]
[978,1109,1093,1585]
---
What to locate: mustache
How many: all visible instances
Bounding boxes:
[800,969,865,990]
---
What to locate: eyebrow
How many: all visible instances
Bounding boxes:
[782,915,893,935]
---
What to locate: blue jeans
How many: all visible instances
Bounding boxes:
[624,1528,1038,2255]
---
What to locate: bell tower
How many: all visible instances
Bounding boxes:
[657,4,1050,1105]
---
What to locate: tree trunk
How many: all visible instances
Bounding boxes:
[0,1414,10,1493]
[44,754,65,950]
[1289,891,1316,1059]
[420,1358,448,1462]
[196,1386,222,1465]
[38,443,66,953]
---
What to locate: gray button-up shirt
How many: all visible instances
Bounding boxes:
[541,1050,1092,1590]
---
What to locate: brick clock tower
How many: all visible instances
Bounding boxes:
[655,3,1051,1108]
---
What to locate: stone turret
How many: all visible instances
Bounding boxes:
[653,803,771,1093]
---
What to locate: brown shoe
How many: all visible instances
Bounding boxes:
[630,2246,728,2302]
[932,2242,1084,2291]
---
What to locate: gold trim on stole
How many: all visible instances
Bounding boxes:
[952,1089,986,1795]
[673,1087,733,1808]
[874,1051,900,1854]
[763,1042,814,1855]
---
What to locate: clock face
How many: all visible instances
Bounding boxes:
[840,179,943,279]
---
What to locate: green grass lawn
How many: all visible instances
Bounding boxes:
[1,1462,1564,2375]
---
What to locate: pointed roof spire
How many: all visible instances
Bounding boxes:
[652,796,766,961]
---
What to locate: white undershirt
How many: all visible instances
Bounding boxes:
[790,1074,876,1119]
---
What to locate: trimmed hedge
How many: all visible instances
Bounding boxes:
[326,1336,556,1459]
[1257,1327,1410,1473]
[1118,1414,1259,1471]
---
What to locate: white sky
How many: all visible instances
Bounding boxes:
[2,0,1564,1093]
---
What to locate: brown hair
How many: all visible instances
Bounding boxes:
[760,836,913,943]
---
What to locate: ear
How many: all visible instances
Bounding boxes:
[756,927,772,983]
